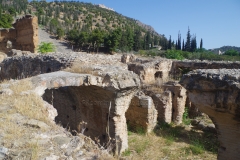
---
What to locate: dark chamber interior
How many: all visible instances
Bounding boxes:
[42,86,115,144]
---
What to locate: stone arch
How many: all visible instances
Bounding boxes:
[32,71,140,153]
[181,69,240,159]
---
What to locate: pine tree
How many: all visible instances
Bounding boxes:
[185,27,191,52]
[200,38,203,49]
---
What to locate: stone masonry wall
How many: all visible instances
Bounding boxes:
[145,90,173,123]
[0,15,38,53]
[126,93,157,133]
[127,58,172,84]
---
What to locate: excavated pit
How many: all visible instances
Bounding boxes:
[42,86,115,144]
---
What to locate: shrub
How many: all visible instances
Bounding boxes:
[224,49,239,56]
[165,50,184,60]
[38,42,56,54]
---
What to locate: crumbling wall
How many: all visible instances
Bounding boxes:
[148,90,173,123]
[126,93,157,133]
[0,53,78,80]
[162,82,187,124]
[126,58,172,84]
[0,29,16,53]
[0,15,38,53]
[13,15,38,53]
[171,60,240,77]
[144,83,186,125]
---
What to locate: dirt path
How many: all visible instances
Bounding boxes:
[38,28,73,53]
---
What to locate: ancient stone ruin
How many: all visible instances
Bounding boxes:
[181,69,240,160]
[1,52,240,159]
[0,15,38,54]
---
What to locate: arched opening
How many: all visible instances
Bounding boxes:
[154,71,163,79]
[46,68,51,73]
[125,95,157,133]
[42,85,115,144]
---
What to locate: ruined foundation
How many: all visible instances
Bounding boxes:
[2,52,240,159]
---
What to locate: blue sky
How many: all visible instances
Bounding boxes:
[45,0,240,49]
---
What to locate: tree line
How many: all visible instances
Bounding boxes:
[167,27,203,52]
[1,0,207,55]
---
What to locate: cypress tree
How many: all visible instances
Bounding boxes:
[190,34,197,52]
[168,35,172,49]
[178,31,181,50]
[182,39,185,51]
[200,38,203,49]
[185,27,191,52]
[175,40,178,50]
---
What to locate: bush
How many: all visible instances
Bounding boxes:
[224,49,239,56]
[165,50,184,60]
[38,42,56,54]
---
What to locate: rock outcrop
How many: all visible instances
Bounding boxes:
[180,69,240,160]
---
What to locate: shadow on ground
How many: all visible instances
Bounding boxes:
[153,122,219,154]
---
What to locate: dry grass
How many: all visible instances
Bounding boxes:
[0,79,50,124]
[0,79,52,158]
[64,62,99,76]
[121,123,218,160]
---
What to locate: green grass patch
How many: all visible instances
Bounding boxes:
[183,107,191,125]
[184,139,205,155]
[122,149,131,156]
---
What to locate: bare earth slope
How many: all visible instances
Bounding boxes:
[38,28,73,53]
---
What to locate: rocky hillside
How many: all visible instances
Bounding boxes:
[1,0,169,52]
